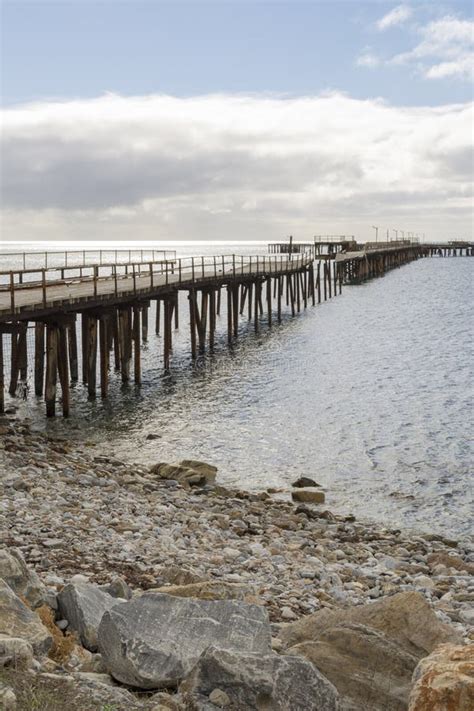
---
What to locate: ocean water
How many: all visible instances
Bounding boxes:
[1,242,473,537]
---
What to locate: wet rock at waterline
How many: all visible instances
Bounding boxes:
[292,476,320,488]
[98,593,272,688]
[291,488,326,504]
[180,646,339,711]
[150,460,217,488]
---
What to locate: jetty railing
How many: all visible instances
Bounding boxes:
[0,254,314,317]
[0,248,177,271]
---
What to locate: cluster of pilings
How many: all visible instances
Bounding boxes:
[339,244,427,284]
[0,260,343,417]
[427,245,474,257]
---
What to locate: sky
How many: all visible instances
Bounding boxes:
[1,0,473,243]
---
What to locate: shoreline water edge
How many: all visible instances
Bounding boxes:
[1,414,473,710]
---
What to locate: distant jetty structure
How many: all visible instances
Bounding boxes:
[0,239,472,417]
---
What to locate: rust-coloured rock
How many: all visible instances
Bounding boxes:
[409,644,474,711]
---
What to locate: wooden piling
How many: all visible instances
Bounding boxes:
[99,317,109,397]
[289,274,296,317]
[174,293,179,329]
[87,316,97,398]
[198,290,209,352]
[141,305,148,342]
[164,299,173,370]
[118,308,130,382]
[81,314,89,384]
[209,289,216,351]
[247,283,253,320]
[57,325,70,417]
[45,324,58,417]
[277,276,282,323]
[8,330,19,397]
[133,307,141,384]
[155,300,161,335]
[266,277,272,327]
[189,290,197,359]
[34,322,45,396]
[227,286,233,345]
[232,286,239,338]
[254,281,260,333]
[68,320,78,382]
[18,324,28,381]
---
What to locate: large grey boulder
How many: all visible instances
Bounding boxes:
[0,548,46,608]
[0,579,51,656]
[280,592,462,711]
[98,592,272,689]
[58,583,124,652]
[180,646,339,711]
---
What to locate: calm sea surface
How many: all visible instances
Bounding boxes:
[2,242,473,537]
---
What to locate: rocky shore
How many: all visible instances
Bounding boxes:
[1,415,473,710]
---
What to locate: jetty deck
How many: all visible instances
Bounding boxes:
[0,254,312,321]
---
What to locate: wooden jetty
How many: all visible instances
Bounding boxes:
[1,240,472,417]
[0,252,343,417]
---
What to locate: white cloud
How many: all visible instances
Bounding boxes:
[356,51,380,68]
[377,5,413,31]
[1,93,472,242]
[391,16,474,81]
